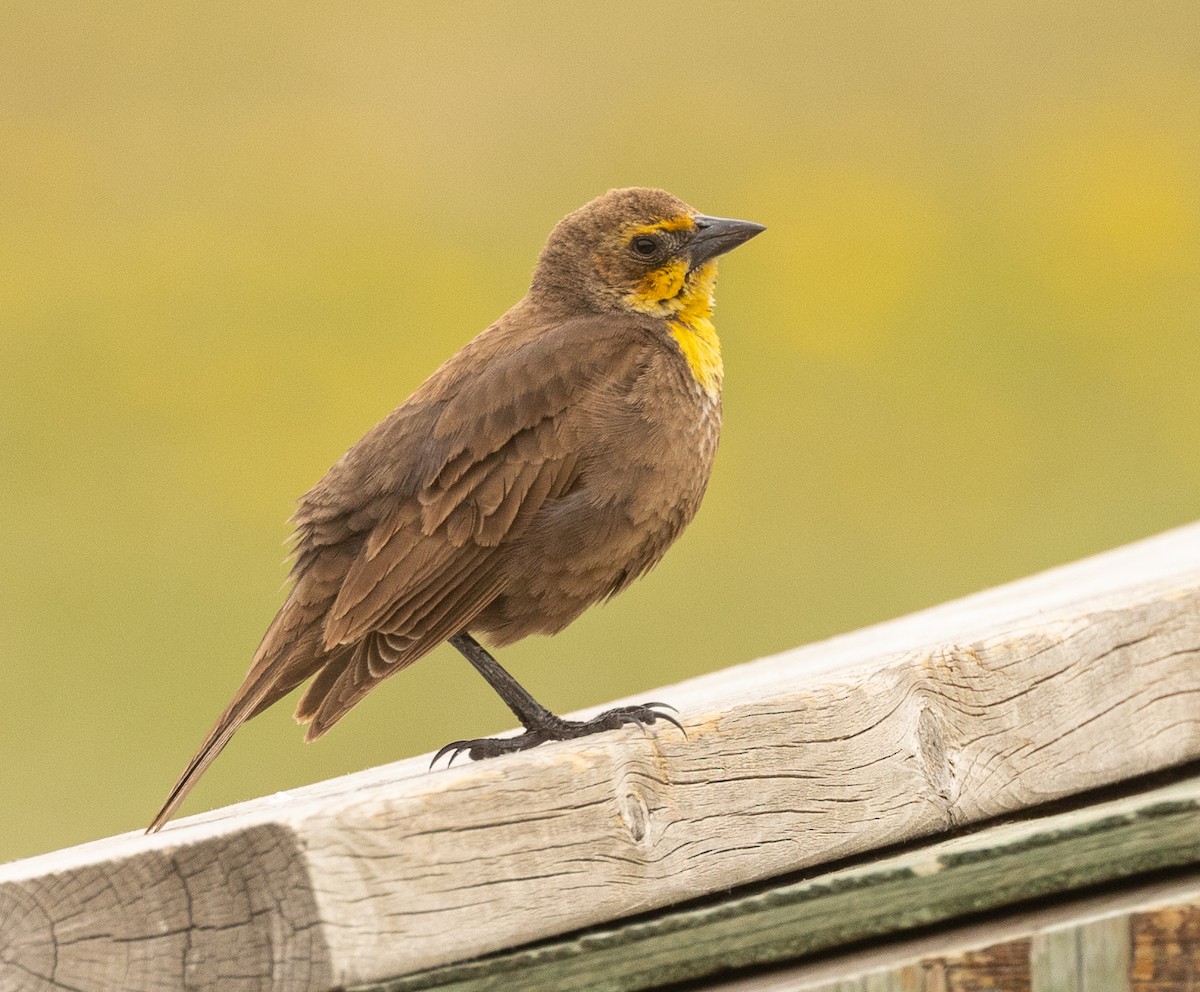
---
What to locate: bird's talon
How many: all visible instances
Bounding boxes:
[622,713,651,735]
[430,740,472,769]
[431,700,686,770]
[650,707,688,738]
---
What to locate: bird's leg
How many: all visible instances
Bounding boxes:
[433,632,684,768]
[448,632,558,730]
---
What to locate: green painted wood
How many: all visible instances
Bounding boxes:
[1078,917,1131,992]
[351,776,1200,992]
[1032,928,1079,992]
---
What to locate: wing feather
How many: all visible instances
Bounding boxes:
[303,558,510,739]
[148,315,658,831]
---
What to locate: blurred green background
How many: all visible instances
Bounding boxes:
[3,3,1199,862]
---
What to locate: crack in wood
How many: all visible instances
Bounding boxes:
[2,525,1199,991]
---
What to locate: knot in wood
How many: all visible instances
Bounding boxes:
[620,790,651,844]
[917,705,957,809]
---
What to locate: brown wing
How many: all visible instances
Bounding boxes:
[147,314,650,832]
[295,415,583,739]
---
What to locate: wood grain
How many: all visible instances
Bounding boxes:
[944,940,1032,992]
[1131,903,1200,991]
[2,522,1200,992]
[358,775,1200,992]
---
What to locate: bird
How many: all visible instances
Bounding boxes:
[147,187,764,833]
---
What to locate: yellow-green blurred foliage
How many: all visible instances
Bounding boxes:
[2,3,1199,861]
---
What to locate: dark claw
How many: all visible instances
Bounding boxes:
[430,700,687,770]
[593,702,687,740]
[632,701,686,736]
[647,706,688,739]
[431,729,549,769]
[616,711,652,735]
[430,739,473,769]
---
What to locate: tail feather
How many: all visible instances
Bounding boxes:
[145,698,263,834]
[146,603,324,833]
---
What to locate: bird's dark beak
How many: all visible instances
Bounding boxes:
[689,214,766,268]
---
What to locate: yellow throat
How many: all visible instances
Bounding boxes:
[627,260,723,397]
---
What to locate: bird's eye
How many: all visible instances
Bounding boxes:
[631,236,659,258]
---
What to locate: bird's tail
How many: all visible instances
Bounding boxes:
[145,691,264,834]
[145,602,325,833]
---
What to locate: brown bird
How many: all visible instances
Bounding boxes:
[148,187,763,832]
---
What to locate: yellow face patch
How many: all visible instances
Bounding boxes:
[623,213,696,238]
[632,259,687,306]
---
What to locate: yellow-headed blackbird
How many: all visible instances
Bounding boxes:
[148,187,763,832]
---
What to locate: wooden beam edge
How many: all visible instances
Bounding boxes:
[351,774,1200,992]
[1,522,1198,991]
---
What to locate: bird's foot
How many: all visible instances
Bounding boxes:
[431,702,685,769]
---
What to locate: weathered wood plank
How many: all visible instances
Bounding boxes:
[945,939,1032,992]
[356,775,1200,992]
[1078,917,1132,992]
[0,825,332,992]
[1130,903,1200,991]
[698,882,1200,992]
[1031,929,1079,992]
[2,523,1200,992]
[1032,918,1136,992]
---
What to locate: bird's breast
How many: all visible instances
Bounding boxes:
[469,337,721,645]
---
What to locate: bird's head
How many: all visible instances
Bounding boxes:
[530,187,765,318]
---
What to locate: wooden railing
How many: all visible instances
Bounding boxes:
[2,523,1199,992]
